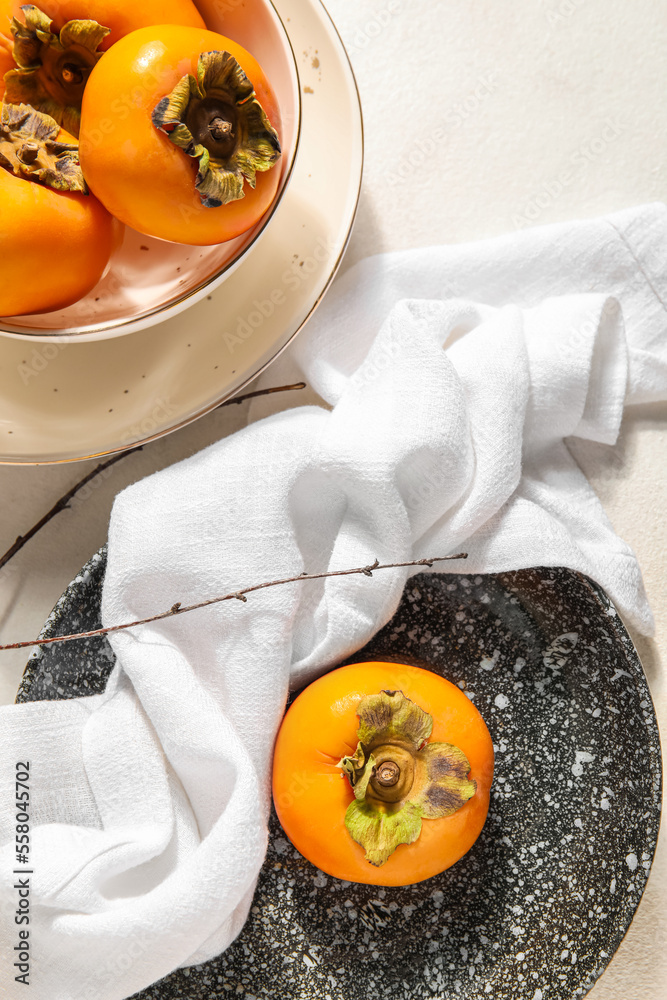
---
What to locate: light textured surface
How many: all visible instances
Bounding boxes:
[0,0,665,997]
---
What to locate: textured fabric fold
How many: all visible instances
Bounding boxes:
[1,204,667,1000]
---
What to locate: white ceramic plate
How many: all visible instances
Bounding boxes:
[0,0,363,463]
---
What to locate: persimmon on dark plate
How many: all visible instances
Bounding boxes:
[19,554,661,1000]
[273,661,494,886]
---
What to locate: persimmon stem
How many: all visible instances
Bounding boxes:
[375,762,400,787]
[61,63,84,86]
[209,117,233,141]
[18,142,39,164]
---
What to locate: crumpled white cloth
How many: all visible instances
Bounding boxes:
[2,203,667,1000]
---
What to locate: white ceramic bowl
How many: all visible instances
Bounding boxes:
[0,0,300,342]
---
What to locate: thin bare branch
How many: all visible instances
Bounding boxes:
[218,382,306,407]
[0,554,468,652]
[0,448,143,573]
[0,382,307,574]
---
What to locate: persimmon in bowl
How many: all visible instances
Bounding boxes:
[0,0,300,340]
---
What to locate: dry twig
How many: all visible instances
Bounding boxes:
[219,382,306,407]
[0,382,307,573]
[0,448,143,573]
[0,554,467,652]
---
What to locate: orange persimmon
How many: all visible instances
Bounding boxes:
[0,108,119,316]
[272,661,494,886]
[0,28,12,96]
[0,57,10,99]
[79,25,282,245]
[1,2,206,135]
[0,0,205,50]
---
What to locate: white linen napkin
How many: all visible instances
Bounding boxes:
[1,203,667,1000]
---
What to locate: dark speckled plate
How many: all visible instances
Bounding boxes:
[18,550,662,1000]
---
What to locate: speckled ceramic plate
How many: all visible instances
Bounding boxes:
[18,552,661,1000]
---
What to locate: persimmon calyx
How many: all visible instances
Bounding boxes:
[0,102,87,192]
[338,690,476,867]
[152,49,281,208]
[4,4,110,137]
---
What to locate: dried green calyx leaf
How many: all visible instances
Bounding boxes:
[0,102,87,192]
[4,4,110,137]
[152,49,281,208]
[356,688,433,748]
[344,800,423,868]
[338,690,476,867]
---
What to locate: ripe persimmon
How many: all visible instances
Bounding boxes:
[0,0,205,50]
[79,25,282,245]
[272,661,494,886]
[0,104,119,316]
[1,2,206,134]
[0,32,12,97]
